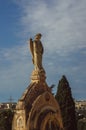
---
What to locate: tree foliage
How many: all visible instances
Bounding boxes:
[77,119,86,130]
[55,75,77,130]
[0,109,14,130]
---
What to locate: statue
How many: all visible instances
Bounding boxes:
[29,33,44,71]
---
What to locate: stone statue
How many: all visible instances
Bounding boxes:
[29,33,44,71]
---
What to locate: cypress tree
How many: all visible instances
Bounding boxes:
[55,75,77,130]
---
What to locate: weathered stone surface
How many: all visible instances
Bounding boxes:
[31,69,46,83]
[12,80,63,130]
[27,91,63,130]
[12,34,64,130]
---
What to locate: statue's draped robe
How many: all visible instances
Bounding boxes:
[30,39,44,70]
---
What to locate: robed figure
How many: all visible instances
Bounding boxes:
[29,33,44,71]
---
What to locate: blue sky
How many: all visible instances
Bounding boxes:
[0,0,86,102]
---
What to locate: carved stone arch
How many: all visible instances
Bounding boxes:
[26,91,63,130]
[40,112,60,130]
[36,108,60,130]
[34,105,58,128]
[16,116,23,128]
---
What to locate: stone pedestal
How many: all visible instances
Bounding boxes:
[31,69,46,83]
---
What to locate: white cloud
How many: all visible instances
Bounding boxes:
[15,0,86,54]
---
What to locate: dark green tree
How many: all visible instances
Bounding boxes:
[0,109,14,130]
[77,119,86,130]
[55,75,77,130]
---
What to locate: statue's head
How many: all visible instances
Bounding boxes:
[35,33,42,41]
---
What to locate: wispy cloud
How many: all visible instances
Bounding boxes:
[0,44,33,100]
[15,0,86,54]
